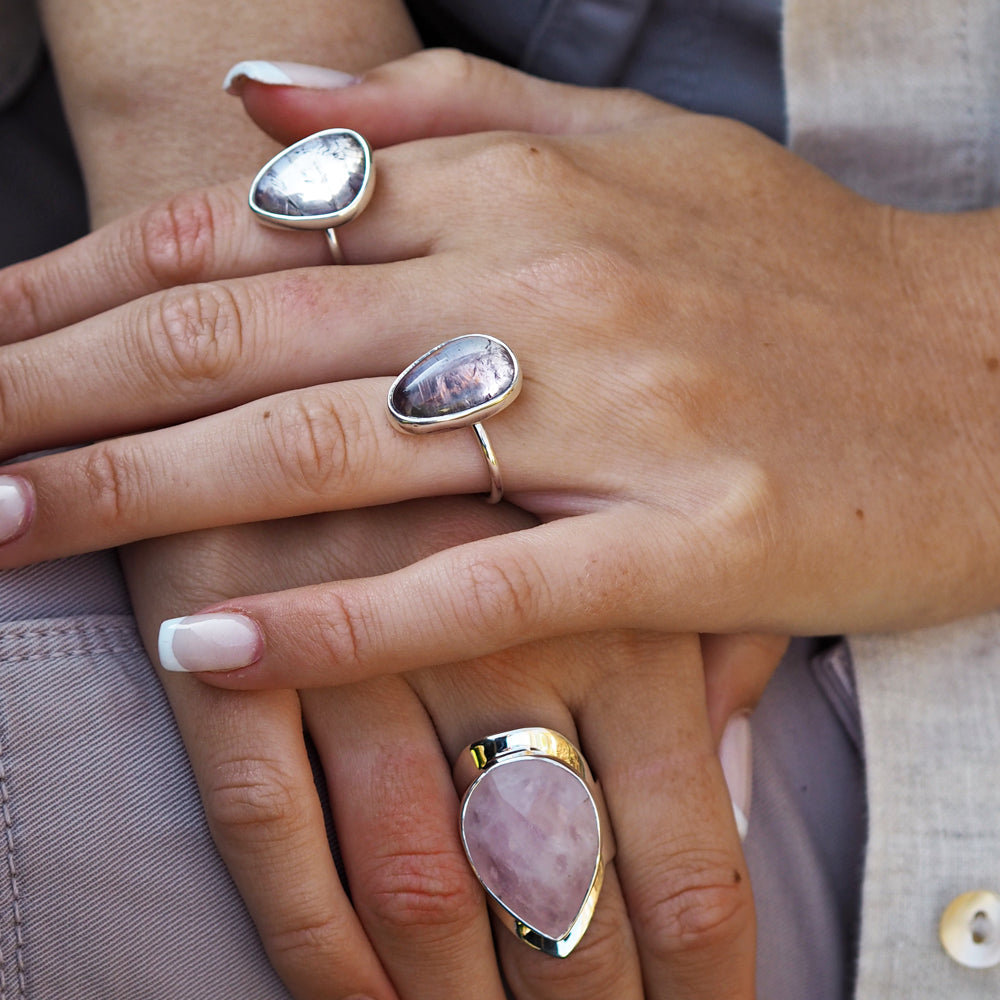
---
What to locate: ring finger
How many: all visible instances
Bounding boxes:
[408,662,646,1000]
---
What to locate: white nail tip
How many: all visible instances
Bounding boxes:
[223,61,294,93]
[0,476,31,543]
[223,60,358,94]
[732,802,749,842]
[719,713,752,840]
[158,617,187,672]
[157,613,261,673]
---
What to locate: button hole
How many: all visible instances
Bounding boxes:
[971,910,992,945]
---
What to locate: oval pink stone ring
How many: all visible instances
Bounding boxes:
[454,728,614,957]
[248,128,375,264]
[388,335,522,503]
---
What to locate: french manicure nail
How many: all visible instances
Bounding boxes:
[719,713,753,841]
[223,60,360,95]
[158,612,263,673]
[0,475,32,544]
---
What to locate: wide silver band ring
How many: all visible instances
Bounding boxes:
[454,727,614,957]
[387,335,521,504]
[248,127,375,264]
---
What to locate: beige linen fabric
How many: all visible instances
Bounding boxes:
[785,2,1000,994]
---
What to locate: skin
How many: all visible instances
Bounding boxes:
[7,15,776,997]
[1,53,999,651]
[6,45,997,994]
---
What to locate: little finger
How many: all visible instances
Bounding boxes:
[158,512,760,687]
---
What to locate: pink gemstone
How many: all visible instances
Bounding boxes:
[461,756,600,940]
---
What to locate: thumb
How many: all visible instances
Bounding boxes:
[223,48,670,148]
[701,633,789,743]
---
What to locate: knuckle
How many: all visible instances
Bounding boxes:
[263,388,374,498]
[136,189,219,287]
[412,47,482,91]
[455,551,544,638]
[146,283,247,392]
[0,262,44,337]
[202,753,309,849]
[632,850,753,960]
[312,589,368,675]
[263,913,346,972]
[356,844,482,935]
[472,132,572,198]
[80,442,143,529]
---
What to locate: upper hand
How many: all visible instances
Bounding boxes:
[1,50,994,683]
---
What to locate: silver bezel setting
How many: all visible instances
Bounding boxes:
[455,727,612,958]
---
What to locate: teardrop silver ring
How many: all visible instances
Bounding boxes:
[454,728,614,956]
[388,336,522,504]
[248,128,375,263]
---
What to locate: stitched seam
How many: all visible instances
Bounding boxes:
[0,621,138,666]
[1,642,137,666]
[0,621,130,643]
[0,732,24,999]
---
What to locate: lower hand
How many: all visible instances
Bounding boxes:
[125,497,781,999]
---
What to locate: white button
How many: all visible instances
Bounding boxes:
[940,891,1000,968]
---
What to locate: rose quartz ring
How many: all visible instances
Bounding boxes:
[454,728,613,957]
[248,128,375,264]
[388,335,522,503]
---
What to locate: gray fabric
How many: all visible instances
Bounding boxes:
[847,616,1000,996]
[785,1,1000,994]
[0,57,87,268]
[408,0,786,141]
[785,0,1000,211]
[0,609,289,998]
[744,640,866,1000]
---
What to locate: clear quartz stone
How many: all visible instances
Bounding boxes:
[391,336,516,420]
[461,756,600,940]
[252,132,366,219]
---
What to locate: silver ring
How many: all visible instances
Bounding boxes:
[387,335,521,504]
[454,728,614,957]
[248,128,375,263]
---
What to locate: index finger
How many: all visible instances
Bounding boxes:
[0,181,330,344]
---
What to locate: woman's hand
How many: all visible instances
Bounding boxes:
[3,50,995,676]
[125,495,780,1000]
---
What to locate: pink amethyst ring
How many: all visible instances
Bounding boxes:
[454,728,614,957]
[387,335,522,504]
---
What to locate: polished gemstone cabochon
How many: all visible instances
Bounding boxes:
[461,756,600,940]
[390,335,518,423]
[251,130,367,221]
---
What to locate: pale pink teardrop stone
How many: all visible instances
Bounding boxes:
[462,757,599,939]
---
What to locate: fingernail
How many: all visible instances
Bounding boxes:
[719,713,752,841]
[223,60,360,95]
[158,612,263,673]
[0,475,32,544]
